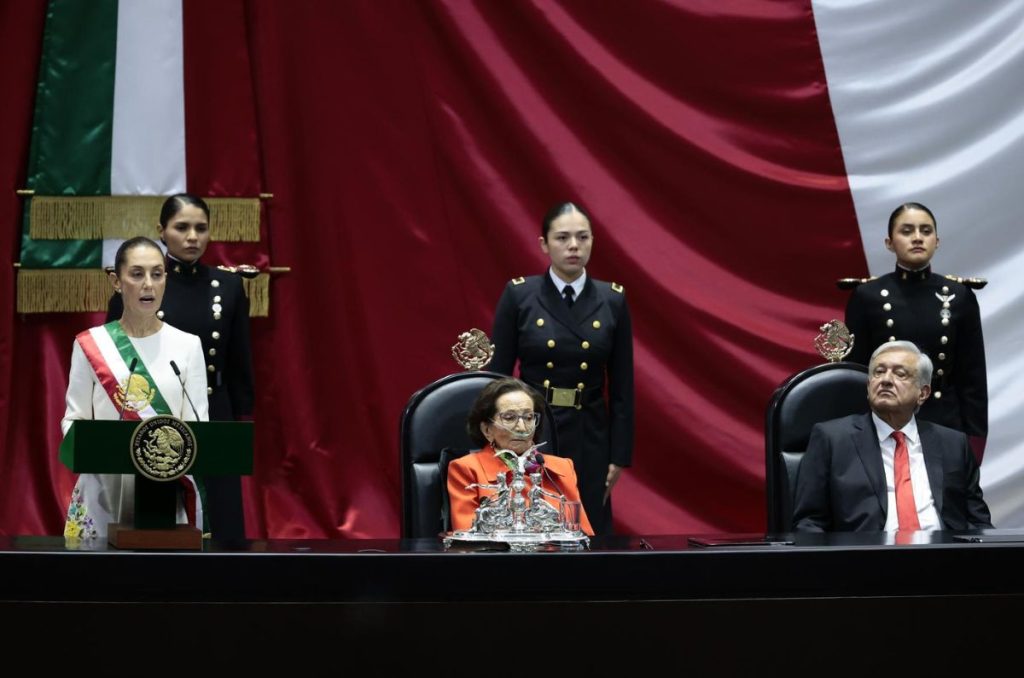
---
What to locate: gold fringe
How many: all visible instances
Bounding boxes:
[28,196,261,242]
[18,269,273,317]
[242,273,270,317]
[17,268,113,313]
[207,198,261,242]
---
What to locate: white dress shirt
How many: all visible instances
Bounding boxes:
[872,412,941,531]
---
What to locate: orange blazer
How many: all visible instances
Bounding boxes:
[447,446,594,535]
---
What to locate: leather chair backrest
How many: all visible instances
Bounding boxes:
[764,362,869,532]
[399,371,558,538]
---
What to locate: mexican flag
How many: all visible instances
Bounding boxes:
[18,0,270,314]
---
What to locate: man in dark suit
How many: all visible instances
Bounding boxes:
[793,340,991,532]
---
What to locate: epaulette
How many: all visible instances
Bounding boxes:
[944,274,987,290]
[611,282,624,293]
[836,276,877,290]
[218,264,261,279]
[511,277,526,285]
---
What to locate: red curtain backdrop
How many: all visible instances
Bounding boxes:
[0,0,866,538]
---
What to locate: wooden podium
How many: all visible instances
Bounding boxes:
[60,420,253,550]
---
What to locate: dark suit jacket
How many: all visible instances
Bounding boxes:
[792,413,992,532]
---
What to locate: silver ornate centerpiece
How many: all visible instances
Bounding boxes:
[443,442,590,551]
[814,319,854,363]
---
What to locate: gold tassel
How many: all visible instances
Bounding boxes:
[17,269,113,313]
[19,269,273,316]
[242,273,270,317]
[28,196,261,242]
[207,198,261,242]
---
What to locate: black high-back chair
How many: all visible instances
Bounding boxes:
[764,362,869,533]
[399,371,559,538]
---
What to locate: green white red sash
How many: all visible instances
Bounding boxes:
[75,322,171,419]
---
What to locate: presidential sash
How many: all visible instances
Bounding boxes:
[75,322,171,419]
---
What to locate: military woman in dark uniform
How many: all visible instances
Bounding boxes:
[843,202,987,458]
[109,194,255,538]
[490,202,634,534]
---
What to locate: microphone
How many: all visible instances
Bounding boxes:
[118,358,138,421]
[170,360,200,421]
[533,450,566,498]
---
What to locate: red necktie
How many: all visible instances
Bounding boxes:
[892,431,920,531]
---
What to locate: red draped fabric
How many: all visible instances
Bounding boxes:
[0,0,866,538]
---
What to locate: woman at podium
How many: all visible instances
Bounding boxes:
[62,237,209,540]
[107,194,254,539]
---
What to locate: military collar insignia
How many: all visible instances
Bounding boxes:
[167,256,199,276]
[896,264,931,282]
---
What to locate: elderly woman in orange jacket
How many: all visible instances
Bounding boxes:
[447,377,593,535]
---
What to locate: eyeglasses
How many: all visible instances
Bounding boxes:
[493,411,541,427]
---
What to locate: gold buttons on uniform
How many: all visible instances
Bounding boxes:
[547,339,556,348]
[543,379,550,388]
[214,313,222,320]
[889,336,896,342]
[592,321,601,329]
[941,318,949,326]
[546,362,554,369]
[886,319,894,327]
[211,280,220,288]
[881,289,889,297]
[207,364,215,373]
[209,348,217,356]
[212,331,220,340]
[214,295,222,303]
[581,341,590,349]
[942,286,950,294]
[207,387,213,395]
[577,382,585,390]
[937,369,944,376]
[580,362,588,370]
[941,336,948,344]
[938,353,946,361]
[934,391,942,399]
[883,303,892,311]
[536,319,545,327]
